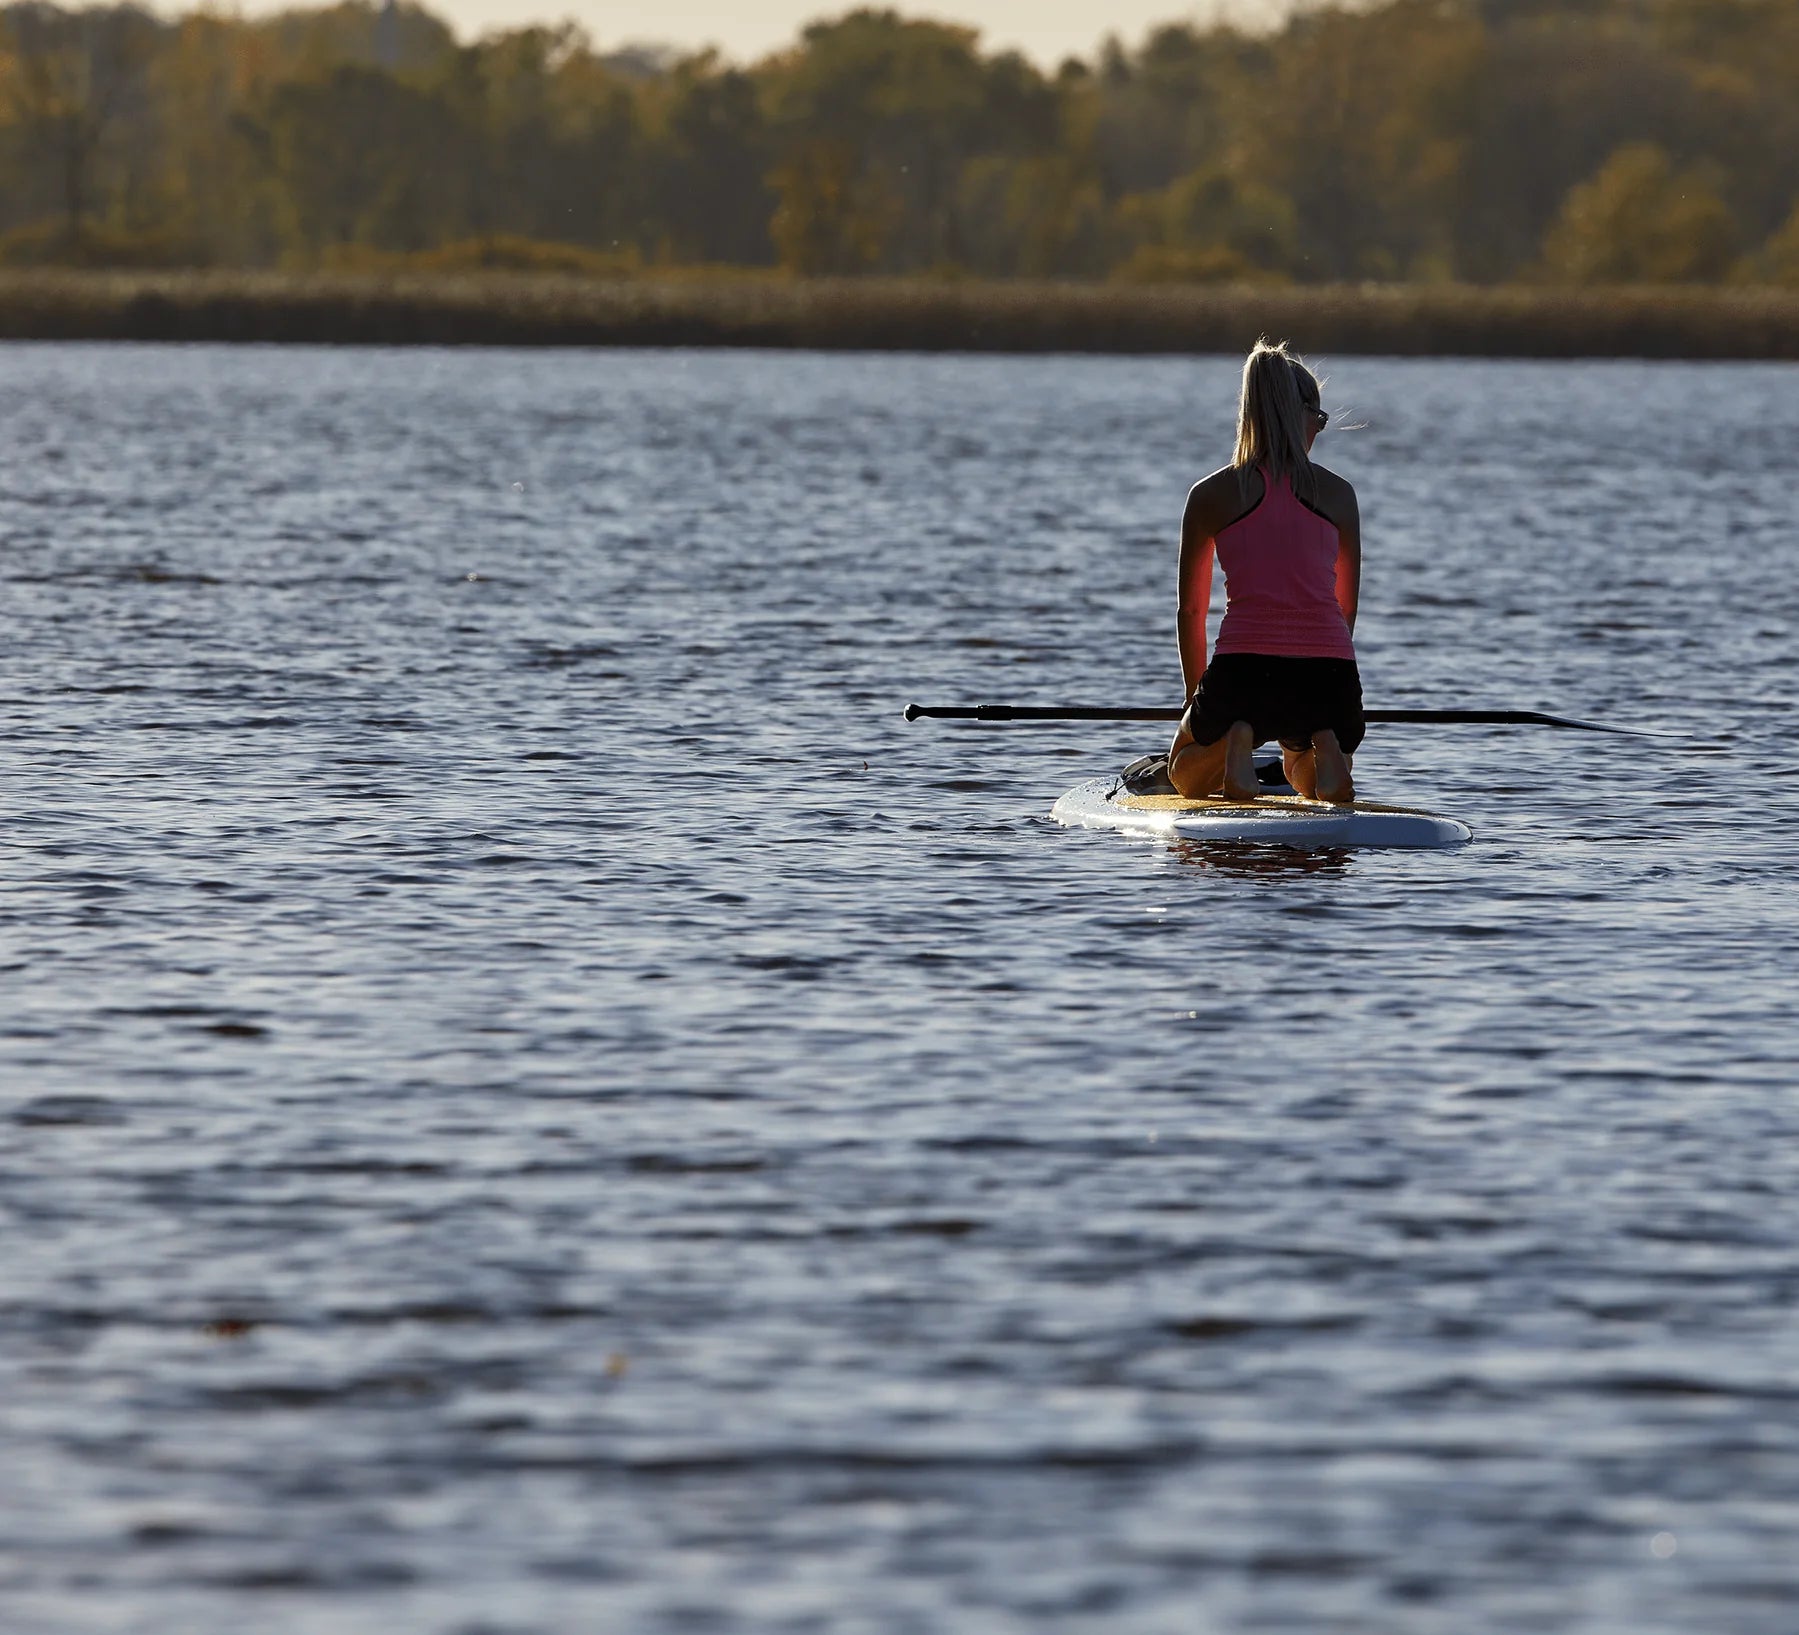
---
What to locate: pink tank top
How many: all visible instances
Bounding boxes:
[1213,468,1355,660]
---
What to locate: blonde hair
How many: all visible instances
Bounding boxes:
[1233,338,1322,501]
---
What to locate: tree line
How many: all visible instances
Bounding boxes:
[2,0,1796,283]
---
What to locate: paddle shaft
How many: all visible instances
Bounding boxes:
[903,703,1639,733]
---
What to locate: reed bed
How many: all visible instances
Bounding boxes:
[2,270,1797,357]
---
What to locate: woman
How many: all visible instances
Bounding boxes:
[1169,339,1362,804]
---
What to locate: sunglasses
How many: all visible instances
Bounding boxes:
[1306,404,1330,427]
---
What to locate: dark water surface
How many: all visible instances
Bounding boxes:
[3,344,1797,1634]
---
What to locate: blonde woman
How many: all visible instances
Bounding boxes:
[1168,340,1362,804]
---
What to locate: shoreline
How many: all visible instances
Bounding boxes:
[2,271,1796,358]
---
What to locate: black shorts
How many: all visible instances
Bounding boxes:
[1184,653,1364,755]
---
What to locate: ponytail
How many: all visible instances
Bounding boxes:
[1233,338,1321,502]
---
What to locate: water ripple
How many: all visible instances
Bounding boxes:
[0,345,1795,1634]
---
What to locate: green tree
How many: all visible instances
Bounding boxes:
[953,152,1108,277]
[1090,22,1268,200]
[1112,163,1296,279]
[431,27,641,252]
[0,3,160,241]
[258,64,465,255]
[1245,0,1482,280]
[762,10,1056,272]
[1540,141,1738,282]
[644,53,774,264]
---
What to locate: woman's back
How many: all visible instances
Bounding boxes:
[1214,469,1355,661]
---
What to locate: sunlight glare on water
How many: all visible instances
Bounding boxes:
[1,343,1796,1634]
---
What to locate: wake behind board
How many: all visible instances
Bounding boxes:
[1052,777,1471,850]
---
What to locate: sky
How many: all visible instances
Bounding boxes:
[381,0,1295,68]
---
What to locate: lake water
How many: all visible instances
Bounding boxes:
[3,343,1796,1634]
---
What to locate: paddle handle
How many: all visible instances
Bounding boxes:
[904,703,1180,722]
[903,703,1641,733]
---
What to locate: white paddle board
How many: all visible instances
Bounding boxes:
[1051,777,1471,850]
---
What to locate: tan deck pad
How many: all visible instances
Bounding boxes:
[1116,792,1419,816]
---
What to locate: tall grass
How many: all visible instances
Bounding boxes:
[2,270,1797,357]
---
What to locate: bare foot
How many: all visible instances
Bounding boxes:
[1282,747,1316,799]
[1311,730,1355,804]
[1221,720,1260,802]
[1169,728,1227,799]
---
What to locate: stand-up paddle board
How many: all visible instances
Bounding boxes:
[1052,776,1470,850]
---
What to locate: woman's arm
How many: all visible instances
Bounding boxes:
[1176,485,1215,698]
[1333,484,1361,635]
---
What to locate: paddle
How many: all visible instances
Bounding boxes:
[903,703,1646,733]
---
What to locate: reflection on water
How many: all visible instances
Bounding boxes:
[1162,838,1356,876]
[1,344,1796,1635]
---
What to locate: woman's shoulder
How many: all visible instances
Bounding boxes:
[1185,463,1259,529]
[1304,461,1359,529]
[1306,461,1356,497]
